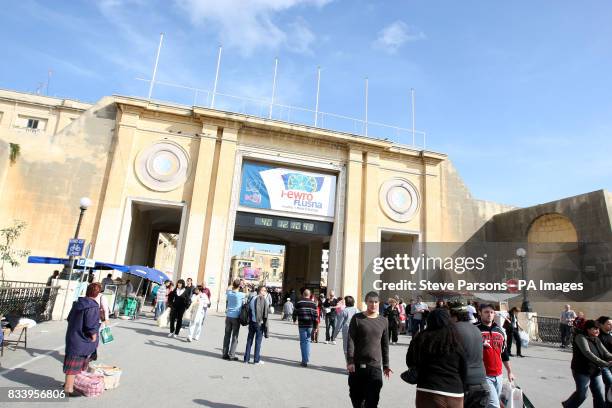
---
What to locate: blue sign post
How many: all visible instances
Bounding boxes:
[66,239,85,257]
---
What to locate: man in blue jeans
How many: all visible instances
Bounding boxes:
[293,289,318,367]
[222,279,245,361]
[154,280,169,320]
[478,304,515,408]
[244,286,269,365]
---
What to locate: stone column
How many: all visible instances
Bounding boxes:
[342,149,363,300]
[178,124,218,282]
[360,151,380,304]
[93,108,141,262]
[201,127,238,309]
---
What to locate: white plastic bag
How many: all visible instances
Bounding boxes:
[501,381,524,408]
[157,307,170,328]
[519,330,529,348]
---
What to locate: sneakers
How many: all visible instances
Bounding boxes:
[300,362,308,367]
[194,337,199,341]
[222,355,230,360]
[324,341,328,344]
[255,361,264,365]
[331,341,336,345]
[231,357,239,361]
[167,333,175,338]
[187,337,192,342]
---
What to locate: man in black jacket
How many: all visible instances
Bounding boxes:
[323,290,338,344]
[449,302,489,408]
[347,291,392,408]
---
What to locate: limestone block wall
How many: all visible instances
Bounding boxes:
[0,96,117,282]
[440,160,517,242]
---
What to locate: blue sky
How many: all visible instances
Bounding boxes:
[1,0,611,207]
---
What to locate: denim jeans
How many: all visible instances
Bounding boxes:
[299,327,313,363]
[602,367,612,405]
[154,301,166,319]
[485,375,503,408]
[244,321,264,363]
[563,370,606,408]
[560,324,572,347]
[325,314,336,341]
[222,317,241,358]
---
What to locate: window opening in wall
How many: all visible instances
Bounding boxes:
[27,119,40,129]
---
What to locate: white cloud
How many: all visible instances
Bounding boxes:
[374,21,425,54]
[174,0,331,55]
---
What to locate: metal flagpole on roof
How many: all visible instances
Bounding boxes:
[314,66,321,127]
[148,33,164,100]
[210,45,223,109]
[411,88,416,147]
[364,77,369,137]
[269,58,278,119]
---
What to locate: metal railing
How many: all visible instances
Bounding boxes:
[0,284,59,322]
[0,280,49,288]
[136,78,427,149]
[533,315,561,344]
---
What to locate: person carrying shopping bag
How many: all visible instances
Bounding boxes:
[188,286,210,342]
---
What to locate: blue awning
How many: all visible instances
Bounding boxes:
[28,256,128,272]
[28,256,168,284]
[27,256,68,265]
[124,265,169,285]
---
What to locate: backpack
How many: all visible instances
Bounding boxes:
[239,300,250,326]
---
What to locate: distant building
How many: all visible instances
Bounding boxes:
[229,247,284,287]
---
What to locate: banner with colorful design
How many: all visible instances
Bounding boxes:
[239,162,337,218]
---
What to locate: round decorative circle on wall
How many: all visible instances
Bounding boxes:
[135,141,190,192]
[379,178,420,222]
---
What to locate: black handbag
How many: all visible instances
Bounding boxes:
[400,367,418,384]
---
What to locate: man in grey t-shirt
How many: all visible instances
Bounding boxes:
[560,304,577,348]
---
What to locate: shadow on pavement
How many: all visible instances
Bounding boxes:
[193,399,247,407]
[2,367,62,389]
[22,348,64,364]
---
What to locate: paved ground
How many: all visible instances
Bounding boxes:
[0,311,590,407]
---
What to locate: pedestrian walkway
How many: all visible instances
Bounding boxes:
[0,313,581,407]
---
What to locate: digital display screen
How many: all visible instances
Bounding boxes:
[237,212,333,235]
[254,217,273,227]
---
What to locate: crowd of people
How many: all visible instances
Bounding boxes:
[61,278,612,407]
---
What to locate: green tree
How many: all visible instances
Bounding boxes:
[0,220,31,281]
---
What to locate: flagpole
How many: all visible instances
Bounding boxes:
[411,88,416,147]
[314,66,321,126]
[364,77,369,137]
[148,33,164,100]
[269,58,278,119]
[211,45,223,108]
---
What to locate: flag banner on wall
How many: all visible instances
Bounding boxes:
[239,162,337,218]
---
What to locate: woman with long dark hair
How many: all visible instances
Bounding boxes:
[167,279,191,338]
[406,308,466,407]
[562,319,612,408]
[504,307,524,357]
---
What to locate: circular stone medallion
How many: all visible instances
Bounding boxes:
[135,141,190,191]
[379,178,420,222]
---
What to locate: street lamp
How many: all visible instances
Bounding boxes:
[516,247,532,312]
[59,197,92,319]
